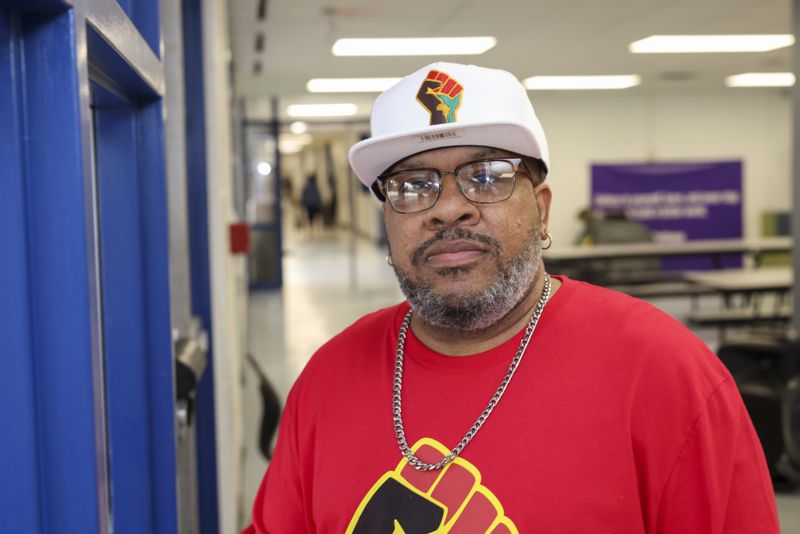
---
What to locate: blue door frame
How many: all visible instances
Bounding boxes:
[92,81,177,534]
[181,0,220,531]
[0,1,183,532]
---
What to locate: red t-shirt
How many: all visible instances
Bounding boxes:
[243,276,779,533]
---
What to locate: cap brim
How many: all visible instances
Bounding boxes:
[348,121,545,188]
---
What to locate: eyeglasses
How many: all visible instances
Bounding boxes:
[376,157,525,214]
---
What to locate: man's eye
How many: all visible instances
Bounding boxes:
[470,172,496,185]
[397,179,432,192]
[462,169,499,188]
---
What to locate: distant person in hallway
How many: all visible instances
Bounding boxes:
[300,173,323,230]
[243,62,779,533]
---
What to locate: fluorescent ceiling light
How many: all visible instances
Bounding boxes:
[307,77,401,93]
[630,34,795,53]
[280,133,313,145]
[278,134,313,154]
[725,72,795,87]
[289,121,308,134]
[332,37,496,56]
[278,143,303,154]
[524,75,641,90]
[286,103,358,117]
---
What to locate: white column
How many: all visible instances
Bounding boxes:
[793,0,800,337]
[201,0,248,531]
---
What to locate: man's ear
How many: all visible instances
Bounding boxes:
[534,183,552,229]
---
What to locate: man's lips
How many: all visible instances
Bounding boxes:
[423,240,489,267]
[410,228,501,268]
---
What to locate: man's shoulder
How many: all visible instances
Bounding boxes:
[554,276,727,375]
[558,276,687,324]
[555,276,676,323]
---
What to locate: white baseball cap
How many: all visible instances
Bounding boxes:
[348,62,550,189]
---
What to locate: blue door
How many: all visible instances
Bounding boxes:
[1,1,178,532]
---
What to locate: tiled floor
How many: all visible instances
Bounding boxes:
[242,226,800,532]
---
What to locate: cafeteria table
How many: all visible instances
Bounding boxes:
[683,267,794,338]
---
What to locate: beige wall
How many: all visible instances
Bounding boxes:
[535,89,791,245]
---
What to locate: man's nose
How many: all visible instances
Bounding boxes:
[424,173,480,229]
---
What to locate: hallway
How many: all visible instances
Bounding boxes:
[242,226,403,521]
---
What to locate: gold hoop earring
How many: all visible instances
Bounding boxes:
[541,230,553,250]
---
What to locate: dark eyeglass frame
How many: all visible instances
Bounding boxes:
[373,157,527,214]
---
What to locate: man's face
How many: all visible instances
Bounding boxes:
[383,145,552,330]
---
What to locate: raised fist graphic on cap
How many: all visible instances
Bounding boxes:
[416,70,464,125]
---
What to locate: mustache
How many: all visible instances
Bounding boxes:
[411,227,502,267]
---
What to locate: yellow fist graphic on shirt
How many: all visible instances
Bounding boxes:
[346,438,518,534]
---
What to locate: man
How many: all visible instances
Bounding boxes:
[244,62,779,533]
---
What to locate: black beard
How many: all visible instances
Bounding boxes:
[391,223,542,332]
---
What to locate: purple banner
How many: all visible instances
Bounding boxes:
[591,161,743,270]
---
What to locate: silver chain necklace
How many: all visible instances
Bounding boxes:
[392,274,552,471]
